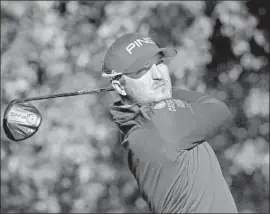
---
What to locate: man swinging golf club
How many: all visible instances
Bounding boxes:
[102,32,238,213]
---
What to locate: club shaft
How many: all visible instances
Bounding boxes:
[18,87,114,102]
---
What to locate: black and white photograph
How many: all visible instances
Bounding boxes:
[1,1,269,213]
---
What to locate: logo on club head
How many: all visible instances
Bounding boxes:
[9,109,38,126]
[26,114,38,125]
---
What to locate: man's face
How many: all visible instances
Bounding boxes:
[122,59,172,105]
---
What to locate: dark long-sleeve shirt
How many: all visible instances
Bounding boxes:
[110,88,238,213]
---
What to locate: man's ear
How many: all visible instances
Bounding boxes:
[111,79,127,96]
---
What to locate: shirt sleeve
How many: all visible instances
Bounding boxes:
[172,87,211,103]
[173,88,232,143]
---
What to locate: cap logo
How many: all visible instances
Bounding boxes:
[125,37,155,55]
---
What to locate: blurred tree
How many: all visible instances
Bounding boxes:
[1,1,268,213]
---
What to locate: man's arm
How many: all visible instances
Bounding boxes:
[173,87,213,103]
[173,88,232,143]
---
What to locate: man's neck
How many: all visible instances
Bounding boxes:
[121,97,136,107]
[121,97,168,109]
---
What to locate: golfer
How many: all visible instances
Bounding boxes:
[102,33,238,213]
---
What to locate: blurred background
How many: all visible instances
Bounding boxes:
[1,1,269,213]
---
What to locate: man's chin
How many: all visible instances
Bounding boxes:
[154,93,172,103]
[132,89,172,105]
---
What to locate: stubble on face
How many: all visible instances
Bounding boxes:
[123,67,173,105]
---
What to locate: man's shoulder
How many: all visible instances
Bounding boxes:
[126,125,147,139]
[125,123,162,145]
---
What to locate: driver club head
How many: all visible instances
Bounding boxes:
[3,100,42,141]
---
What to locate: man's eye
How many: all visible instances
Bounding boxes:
[139,63,151,72]
[156,59,164,65]
[136,67,148,75]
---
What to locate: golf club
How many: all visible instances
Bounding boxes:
[3,86,114,141]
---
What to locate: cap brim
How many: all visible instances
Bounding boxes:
[159,47,178,59]
[101,48,177,78]
[124,47,177,75]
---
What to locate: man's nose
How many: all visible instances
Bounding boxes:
[151,64,162,79]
